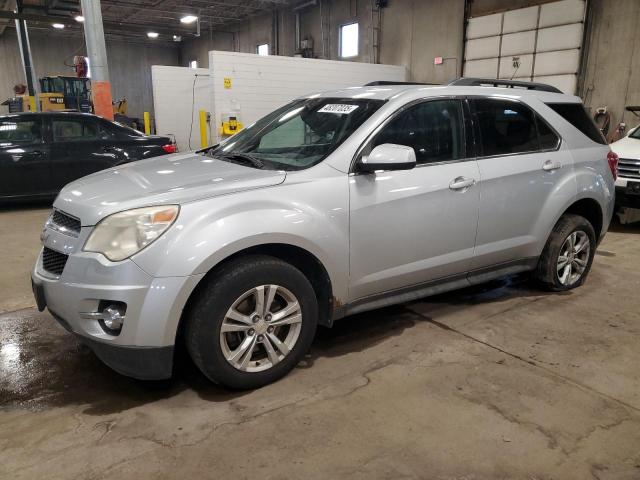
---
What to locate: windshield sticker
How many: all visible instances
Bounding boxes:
[318,104,360,114]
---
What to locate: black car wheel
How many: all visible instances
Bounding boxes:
[185,255,318,389]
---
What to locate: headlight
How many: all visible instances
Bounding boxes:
[84,205,179,261]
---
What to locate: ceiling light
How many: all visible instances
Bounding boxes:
[180,15,198,24]
[75,15,84,22]
[147,32,159,38]
[52,23,65,29]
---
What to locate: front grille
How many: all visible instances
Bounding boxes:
[42,247,69,276]
[618,158,640,179]
[50,210,81,237]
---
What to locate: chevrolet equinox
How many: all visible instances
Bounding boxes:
[32,79,617,389]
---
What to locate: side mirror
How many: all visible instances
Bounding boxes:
[358,143,416,173]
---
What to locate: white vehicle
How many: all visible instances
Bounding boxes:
[611,124,640,209]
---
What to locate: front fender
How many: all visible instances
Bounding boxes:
[131,173,350,302]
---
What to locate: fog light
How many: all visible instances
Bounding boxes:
[103,305,124,331]
[97,301,126,335]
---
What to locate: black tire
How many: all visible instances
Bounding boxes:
[534,213,596,292]
[185,255,318,389]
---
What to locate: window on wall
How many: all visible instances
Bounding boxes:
[340,23,359,58]
[189,60,198,69]
[257,44,269,56]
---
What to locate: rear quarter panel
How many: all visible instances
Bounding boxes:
[533,100,614,238]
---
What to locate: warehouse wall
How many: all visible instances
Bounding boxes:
[180,0,465,84]
[581,0,640,129]
[0,30,180,118]
[180,30,235,69]
[177,0,639,134]
[379,0,465,84]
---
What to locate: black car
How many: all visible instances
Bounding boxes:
[0,112,176,201]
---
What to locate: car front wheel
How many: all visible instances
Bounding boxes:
[185,255,318,389]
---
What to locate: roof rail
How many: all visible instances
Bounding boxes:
[448,77,562,94]
[364,81,431,86]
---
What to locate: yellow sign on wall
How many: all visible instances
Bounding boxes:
[223,77,232,89]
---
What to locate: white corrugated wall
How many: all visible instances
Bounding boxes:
[151,66,213,152]
[208,51,407,142]
[152,54,407,149]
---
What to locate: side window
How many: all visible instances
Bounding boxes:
[98,122,117,138]
[536,116,560,150]
[0,118,42,144]
[473,99,538,156]
[372,99,464,164]
[52,119,99,141]
[546,102,606,145]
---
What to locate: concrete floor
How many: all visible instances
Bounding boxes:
[1,206,640,480]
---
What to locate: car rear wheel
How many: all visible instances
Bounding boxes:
[185,255,318,389]
[534,214,596,291]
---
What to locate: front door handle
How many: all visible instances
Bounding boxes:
[31,150,44,156]
[449,176,476,190]
[542,160,562,171]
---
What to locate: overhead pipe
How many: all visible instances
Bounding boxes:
[293,0,317,12]
[295,12,300,52]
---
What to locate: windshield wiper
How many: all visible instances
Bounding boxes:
[217,153,264,169]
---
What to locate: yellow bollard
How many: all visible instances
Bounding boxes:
[143,112,151,135]
[199,110,208,148]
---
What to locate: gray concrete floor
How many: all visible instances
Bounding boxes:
[1,206,639,480]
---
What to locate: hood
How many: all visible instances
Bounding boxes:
[54,152,286,225]
[611,135,640,159]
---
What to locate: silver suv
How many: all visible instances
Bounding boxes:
[32,79,616,389]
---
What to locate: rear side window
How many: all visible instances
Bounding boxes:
[473,99,538,156]
[53,119,99,141]
[473,99,560,156]
[0,118,41,144]
[536,117,560,150]
[546,103,607,145]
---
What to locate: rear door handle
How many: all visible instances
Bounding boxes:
[542,160,562,171]
[449,176,476,190]
[31,150,44,156]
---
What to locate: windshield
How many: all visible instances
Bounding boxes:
[208,97,384,170]
[630,126,640,139]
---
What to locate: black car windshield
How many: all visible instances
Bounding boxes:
[207,97,384,170]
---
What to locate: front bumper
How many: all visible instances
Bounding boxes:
[615,185,640,209]
[50,309,174,380]
[32,245,203,380]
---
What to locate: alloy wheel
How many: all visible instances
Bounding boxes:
[557,230,590,286]
[220,285,303,372]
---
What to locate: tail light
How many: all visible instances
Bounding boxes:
[607,151,618,180]
[162,144,176,154]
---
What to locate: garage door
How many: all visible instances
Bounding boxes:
[463,0,585,94]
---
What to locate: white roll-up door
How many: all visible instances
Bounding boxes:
[463,0,586,94]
